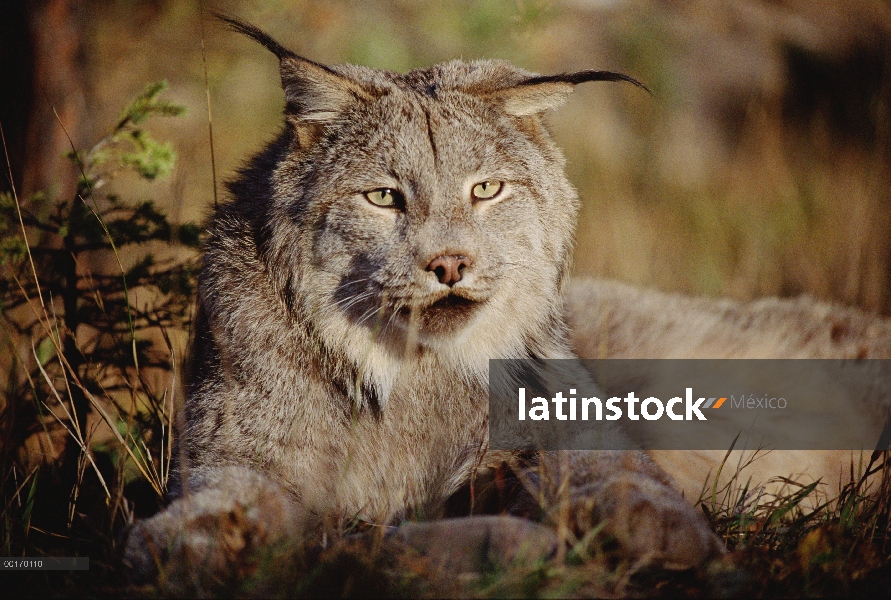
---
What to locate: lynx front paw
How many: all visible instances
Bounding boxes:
[571,473,724,569]
[122,467,306,593]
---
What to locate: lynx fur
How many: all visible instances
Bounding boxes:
[566,278,891,507]
[125,17,735,583]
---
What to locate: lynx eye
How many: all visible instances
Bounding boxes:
[471,181,502,200]
[364,188,401,208]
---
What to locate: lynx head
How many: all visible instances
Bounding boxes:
[220,18,646,396]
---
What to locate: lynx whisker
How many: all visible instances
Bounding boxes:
[356,304,383,326]
[333,290,375,312]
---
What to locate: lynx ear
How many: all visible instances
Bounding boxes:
[278,58,372,123]
[217,15,371,123]
[494,71,651,117]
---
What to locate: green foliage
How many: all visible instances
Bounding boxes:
[118,129,177,180]
[88,81,186,181]
[120,80,187,125]
[0,81,199,564]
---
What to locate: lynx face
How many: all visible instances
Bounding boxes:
[250,52,643,369]
[282,79,578,351]
[213,19,645,402]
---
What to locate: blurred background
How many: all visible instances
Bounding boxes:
[4,0,891,310]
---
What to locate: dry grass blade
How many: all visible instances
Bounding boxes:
[198,0,219,210]
[0,465,39,521]
[31,344,111,501]
[0,122,46,310]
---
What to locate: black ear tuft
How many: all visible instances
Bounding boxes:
[214,13,297,61]
[485,69,651,117]
[519,70,652,95]
[215,14,371,127]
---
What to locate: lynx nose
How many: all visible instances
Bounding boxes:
[426,255,471,286]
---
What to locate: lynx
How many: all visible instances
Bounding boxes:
[123,17,722,584]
